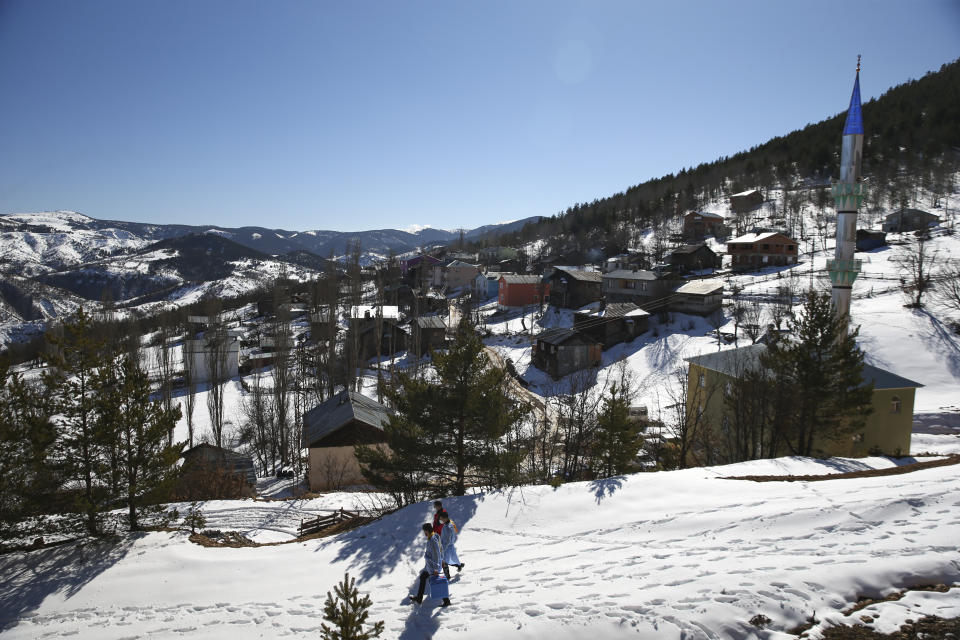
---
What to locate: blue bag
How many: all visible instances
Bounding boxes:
[428,574,449,600]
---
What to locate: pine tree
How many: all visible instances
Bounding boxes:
[357,319,528,502]
[593,382,642,477]
[762,290,874,456]
[97,353,182,531]
[320,572,384,640]
[0,362,59,540]
[44,307,110,535]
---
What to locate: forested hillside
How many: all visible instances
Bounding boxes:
[490,59,960,253]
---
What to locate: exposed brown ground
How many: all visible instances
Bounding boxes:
[723,455,960,483]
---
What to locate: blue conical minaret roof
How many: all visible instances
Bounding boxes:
[842,67,863,135]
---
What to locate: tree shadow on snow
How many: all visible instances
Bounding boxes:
[316,494,483,582]
[0,534,138,632]
[588,476,625,504]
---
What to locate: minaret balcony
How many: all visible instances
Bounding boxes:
[827,258,862,286]
[832,181,866,209]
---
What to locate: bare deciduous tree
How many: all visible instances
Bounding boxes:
[894,231,939,308]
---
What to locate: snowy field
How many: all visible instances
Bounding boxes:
[2,451,959,640]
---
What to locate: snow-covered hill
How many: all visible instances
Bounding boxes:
[2,450,959,639]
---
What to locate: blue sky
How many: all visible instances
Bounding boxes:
[1,1,958,232]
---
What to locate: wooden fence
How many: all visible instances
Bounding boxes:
[297,508,362,537]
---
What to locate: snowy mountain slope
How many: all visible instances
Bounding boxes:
[1,455,958,639]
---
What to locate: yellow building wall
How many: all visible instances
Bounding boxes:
[686,364,914,461]
[308,443,390,492]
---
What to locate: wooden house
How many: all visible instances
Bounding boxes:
[602,269,682,308]
[543,268,603,309]
[573,302,649,349]
[667,244,721,273]
[682,212,726,239]
[531,328,602,379]
[729,189,764,213]
[881,209,940,233]
[672,279,724,315]
[726,232,799,269]
[473,272,502,301]
[180,443,256,487]
[413,315,447,356]
[498,275,548,308]
[303,391,392,491]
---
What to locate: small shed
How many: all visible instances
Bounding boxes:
[531,328,602,379]
[180,443,256,487]
[413,315,447,356]
[856,229,887,252]
[303,391,392,491]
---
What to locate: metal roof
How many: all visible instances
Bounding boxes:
[535,327,597,346]
[685,344,922,389]
[843,70,864,136]
[501,275,541,285]
[726,232,796,245]
[688,211,725,220]
[303,391,392,448]
[416,316,447,329]
[670,244,713,256]
[576,302,648,319]
[603,269,659,281]
[676,279,724,296]
[553,268,602,282]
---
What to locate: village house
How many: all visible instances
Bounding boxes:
[473,271,502,301]
[671,279,724,315]
[531,328,602,379]
[412,315,447,356]
[726,232,799,269]
[542,268,603,309]
[400,254,442,289]
[303,391,392,491]
[180,443,257,486]
[573,302,649,349]
[433,259,480,292]
[602,269,682,308]
[309,308,336,341]
[183,334,240,383]
[682,212,726,239]
[881,208,940,233]
[684,344,922,460]
[667,244,721,273]
[729,189,764,213]
[498,274,548,309]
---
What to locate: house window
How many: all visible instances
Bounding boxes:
[890,396,901,414]
[724,381,733,396]
[762,244,770,250]
[698,373,706,388]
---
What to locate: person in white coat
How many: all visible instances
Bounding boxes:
[438,512,464,579]
[409,522,450,606]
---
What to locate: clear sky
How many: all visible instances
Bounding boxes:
[1,1,958,233]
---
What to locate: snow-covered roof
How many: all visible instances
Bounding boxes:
[676,279,724,296]
[726,232,795,245]
[688,211,724,220]
[350,305,400,320]
[603,269,659,281]
[730,189,762,198]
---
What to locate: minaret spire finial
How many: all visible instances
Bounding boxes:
[857,54,861,73]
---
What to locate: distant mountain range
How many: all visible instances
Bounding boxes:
[0,211,541,260]
[0,210,542,347]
